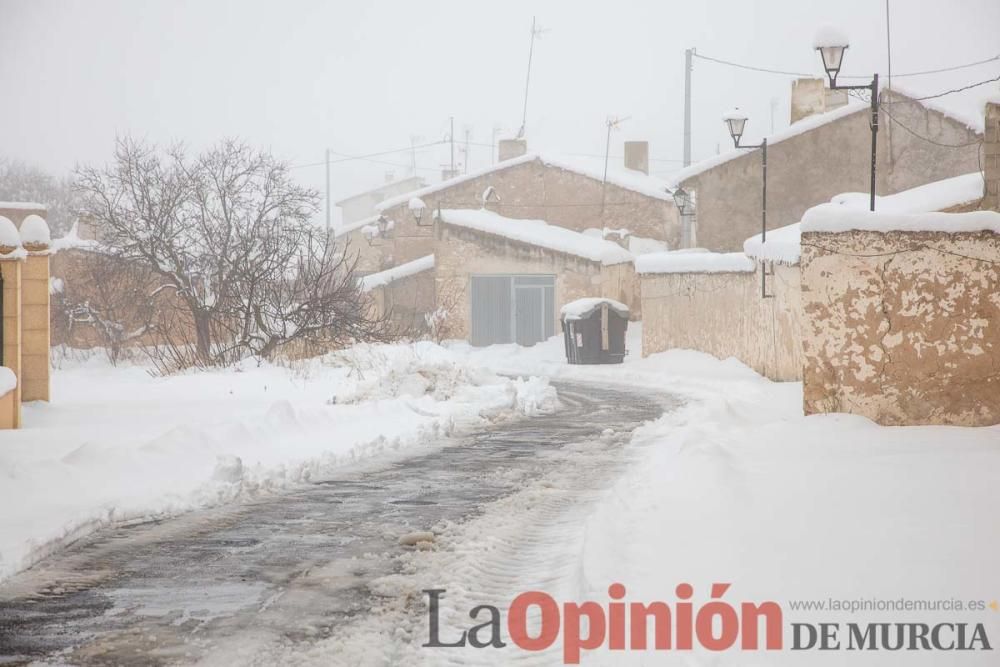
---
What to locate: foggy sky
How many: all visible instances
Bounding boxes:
[1,0,998,225]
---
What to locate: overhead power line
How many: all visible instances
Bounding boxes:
[290,141,446,170]
[692,51,1000,80]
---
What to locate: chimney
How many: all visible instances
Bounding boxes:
[791,77,848,124]
[384,170,396,184]
[985,102,1000,212]
[623,141,649,175]
[498,138,527,162]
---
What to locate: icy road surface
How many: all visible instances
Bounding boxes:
[0,380,670,665]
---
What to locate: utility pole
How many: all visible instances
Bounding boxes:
[325,148,331,232]
[449,116,455,177]
[683,47,694,167]
[491,125,502,165]
[463,126,472,174]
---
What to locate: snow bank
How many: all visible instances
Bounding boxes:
[0,367,16,395]
[19,213,50,247]
[559,297,629,321]
[439,208,634,265]
[634,249,755,274]
[359,254,434,292]
[0,341,556,582]
[801,204,1000,234]
[743,222,802,265]
[831,171,984,214]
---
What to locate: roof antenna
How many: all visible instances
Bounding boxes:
[517,17,548,139]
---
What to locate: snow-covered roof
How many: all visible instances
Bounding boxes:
[377,153,674,212]
[334,213,383,238]
[801,207,1000,234]
[830,172,984,214]
[360,254,434,292]
[0,201,45,211]
[886,83,987,135]
[672,88,987,188]
[670,101,867,187]
[334,175,426,206]
[635,250,755,275]
[439,208,633,266]
[560,297,629,321]
[743,223,803,266]
[19,214,51,247]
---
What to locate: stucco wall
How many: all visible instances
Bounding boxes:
[434,223,635,342]
[343,157,679,272]
[640,263,803,381]
[369,269,436,336]
[684,93,983,252]
[1,259,22,428]
[800,230,1000,426]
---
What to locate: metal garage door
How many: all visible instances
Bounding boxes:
[470,275,554,347]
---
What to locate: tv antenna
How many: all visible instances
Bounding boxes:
[517,17,548,139]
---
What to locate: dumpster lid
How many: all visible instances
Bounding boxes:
[560,297,629,321]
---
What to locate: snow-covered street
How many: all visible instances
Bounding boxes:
[0,378,671,665]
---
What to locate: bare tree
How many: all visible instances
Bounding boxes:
[75,137,393,371]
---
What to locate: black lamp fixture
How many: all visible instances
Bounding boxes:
[814,27,879,212]
[671,187,694,217]
[723,108,771,299]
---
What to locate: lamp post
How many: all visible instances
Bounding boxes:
[671,187,696,247]
[814,30,879,211]
[723,108,771,298]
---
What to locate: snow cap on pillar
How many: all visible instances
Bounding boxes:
[19,214,51,252]
[0,216,24,256]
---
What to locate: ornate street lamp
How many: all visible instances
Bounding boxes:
[814,27,879,211]
[671,187,694,217]
[723,109,771,298]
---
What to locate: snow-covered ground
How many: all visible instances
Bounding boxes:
[277,325,1000,665]
[0,343,556,583]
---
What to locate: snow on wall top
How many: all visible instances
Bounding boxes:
[0,201,46,211]
[376,153,673,212]
[560,297,629,321]
[635,250,755,275]
[439,208,634,266]
[670,101,867,187]
[831,172,984,214]
[801,206,1000,234]
[49,221,99,253]
[360,254,434,293]
[19,214,51,246]
[743,223,803,266]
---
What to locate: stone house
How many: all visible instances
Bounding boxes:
[336,144,680,276]
[359,255,435,335]
[433,209,636,346]
[673,82,984,252]
[335,174,426,226]
[0,203,54,429]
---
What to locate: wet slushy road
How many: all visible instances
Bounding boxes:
[0,380,669,665]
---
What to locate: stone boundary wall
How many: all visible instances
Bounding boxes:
[639,263,803,381]
[800,230,1000,426]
